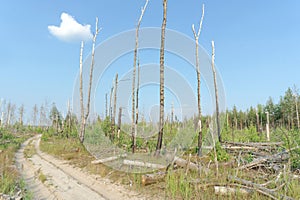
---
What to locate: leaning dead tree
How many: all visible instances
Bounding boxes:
[131,0,149,153]
[155,0,168,156]
[192,4,205,157]
[211,41,221,143]
[79,17,99,143]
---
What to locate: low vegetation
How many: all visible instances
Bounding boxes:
[0,127,35,199]
[39,120,300,199]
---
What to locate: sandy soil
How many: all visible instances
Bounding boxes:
[15,135,148,200]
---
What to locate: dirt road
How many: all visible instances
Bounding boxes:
[15,135,147,200]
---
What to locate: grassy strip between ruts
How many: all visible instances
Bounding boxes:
[0,127,36,199]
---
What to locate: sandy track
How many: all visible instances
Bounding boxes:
[15,135,147,200]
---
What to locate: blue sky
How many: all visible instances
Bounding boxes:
[1,1,300,122]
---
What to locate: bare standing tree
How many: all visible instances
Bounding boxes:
[39,104,46,127]
[105,93,108,118]
[5,102,11,126]
[211,41,222,143]
[79,17,100,143]
[155,0,168,156]
[109,79,114,122]
[18,104,24,126]
[32,104,39,126]
[192,4,205,157]
[117,107,122,138]
[0,99,3,127]
[111,73,118,140]
[134,59,140,149]
[8,104,16,126]
[132,0,149,153]
[293,86,300,129]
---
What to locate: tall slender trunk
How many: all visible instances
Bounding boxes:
[266,111,270,141]
[192,4,204,157]
[19,104,24,126]
[134,60,140,149]
[111,73,118,140]
[295,96,300,129]
[79,41,85,142]
[109,83,114,121]
[118,107,122,132]
[211,41,221,143]
[79,18,99,143]
[105,93,108,118]
[256,111,260,133]
[132,0,149,153]
[155,0,167,156]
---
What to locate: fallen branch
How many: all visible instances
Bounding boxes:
[224,142,283,147]
[91,154,127,164]
[229,176,294,200]
[214,186,252,195]
[123,160,165,169]
[238,150,290,170]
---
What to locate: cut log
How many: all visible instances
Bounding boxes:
[174,156,209,173]
[214,186,251,195]
[223,145,258,151]
[91,154,127,164]
[123,160,165,169]
[141,171,166,186]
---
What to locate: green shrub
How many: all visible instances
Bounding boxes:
[210,142,230,162]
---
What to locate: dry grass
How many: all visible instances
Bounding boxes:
[39,133,300,200]
[23,140,36,158]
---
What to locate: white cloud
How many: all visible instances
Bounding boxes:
[48,13,93,42]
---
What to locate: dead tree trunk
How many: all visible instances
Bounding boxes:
[155,0,167,156]
[192,4,205,157]
[79,18,99,143]
[109,82,113,121]
[266,111,270,141]
[117,107,122,138]
[295,94,300,129]
[256,111,260,133]
[105,93,108,118]
[111,73,118,140]
[132,0,149,153]
[134,59,140,147]
[19,104,24,126]
[211,41,221,143]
